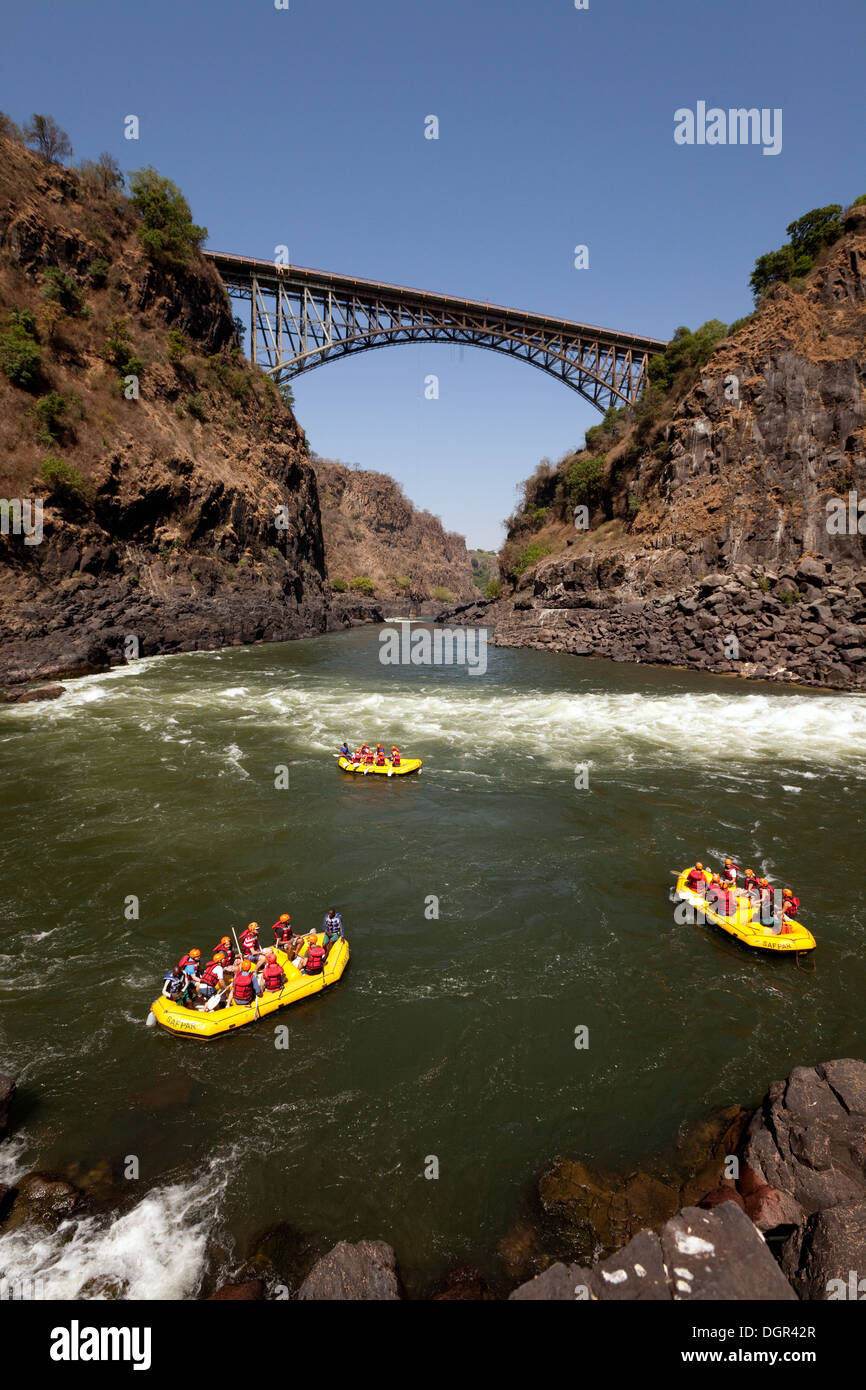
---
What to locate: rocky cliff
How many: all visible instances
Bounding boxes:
[0,136,328,685]
[452,204,866,690]
[311,457,475,606]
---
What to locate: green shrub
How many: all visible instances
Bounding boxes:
[485,578,502,599]
[389,574,411,591]
[648,321,729,394]
[512,541,552,577]
[727,314,754,336]
[757,576,772,592]
[778,588,803,607]
[183,392,207,421]
[166,329,187,364]
[0,317,42,389]
[102,317,143,378]
[349,576,375,594]
[128,167,207,265]
[565,454,606,507]
[40,456,88,504]
[42,267,84,315]
[32,391,66,443]
[87,258,110,288]
[331,577,348,592]
[852,195,866,208]
[432,586,454,602]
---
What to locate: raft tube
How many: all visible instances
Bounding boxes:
[338,756,422,776]
[150,936,350,1039]
[673,871,816,953]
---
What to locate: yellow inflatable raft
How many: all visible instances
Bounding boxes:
[674,871,815,954]
[150,935,350,1039]
[338,756,422,776]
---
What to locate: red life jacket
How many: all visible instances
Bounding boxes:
[391,753,401,765]
[352,752,361,763]
[272,922,292,944]
[376,755,385,765]
[200,960,222,988]
[178,953,194,971]
[263,961,285,991]
[233,970,255,1003]
[686,870,706,892]
[240,931,260,955]
[212,944,235,966]
[305,945,326,974]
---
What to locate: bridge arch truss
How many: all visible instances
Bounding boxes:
[207,252,666,413]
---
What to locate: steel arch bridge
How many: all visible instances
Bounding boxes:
[206,251,666,413]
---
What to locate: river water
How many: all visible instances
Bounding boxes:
[1,626,865,1297]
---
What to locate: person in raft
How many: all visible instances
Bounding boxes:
[390,746,402,766]
[260,950,286,994]
[239,922,264,964]
[322,908,344,945]
[229,959,259,1006]
[196,952,228,1001]
[272,913,294,948]
[338,742,351,759]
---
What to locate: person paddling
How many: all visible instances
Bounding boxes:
[338,742,351,759]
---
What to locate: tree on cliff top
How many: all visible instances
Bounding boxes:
[749,204,843,301]
[24,114,72,164]
[128,167,207,265]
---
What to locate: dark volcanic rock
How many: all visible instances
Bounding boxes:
[296,1239,401,1301]
[588,1230,671,1301]
[508,1260,592,1301]
[5,1172,82,1230]
[778,1200,866,1300]
[741,1058,866,1218]
[661,1204,797,1301]
[209,1279,266,1301]
[4,685,65,703]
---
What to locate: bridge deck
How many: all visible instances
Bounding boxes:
[205,250,666,354]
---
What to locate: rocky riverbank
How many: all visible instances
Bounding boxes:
[447,203,866,691]
[4,1060,861,1299]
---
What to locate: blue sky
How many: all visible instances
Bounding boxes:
[3,0,864,547]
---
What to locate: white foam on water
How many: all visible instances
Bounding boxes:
[0,1164,228,1300]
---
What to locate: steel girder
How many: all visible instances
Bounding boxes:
[206,252,667,413]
